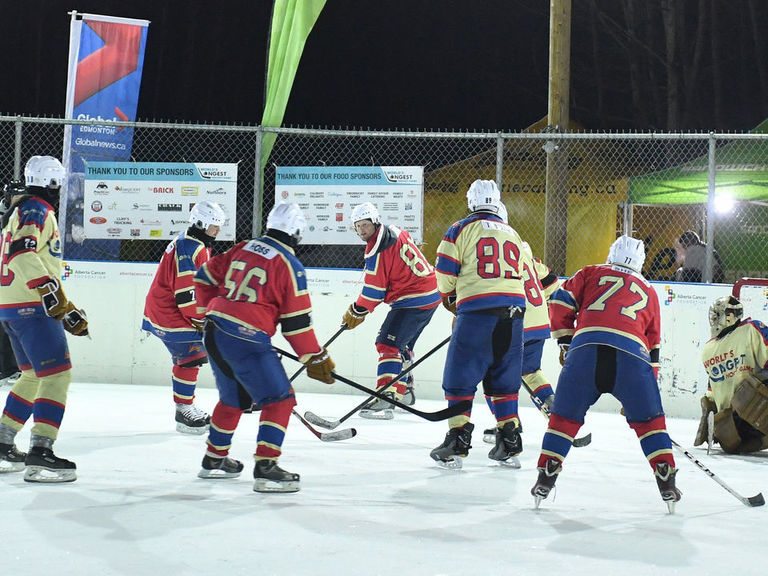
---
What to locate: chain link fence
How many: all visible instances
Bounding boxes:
[1,115,766,283]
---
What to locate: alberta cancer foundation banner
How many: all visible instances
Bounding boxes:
[62,12,150,259]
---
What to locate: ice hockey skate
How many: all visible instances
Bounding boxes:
[655,462,682,513]
[253,459,300,493]
[430,423,473,469]
[175,403,210,434]
[0,442,26,473]
[198,454,244,479]
[531,458,562,508]
[0,370,20,388]
[23,446,77,483]
[487,421,522,468]
[359,392,395,420]
[400,385,416,407]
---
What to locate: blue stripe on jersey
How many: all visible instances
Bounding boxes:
[571,331,651,363]
[362,285,386,301]
[459,293,526,313]
[550,287,577,309]
[435,254,461,276]
[141,318,199,342]
[524,325,551,342]
[18,198,50,230]
[749,319,768,344]
[390,291,441,309]
[175,233,203,274]
[260,237,308,291]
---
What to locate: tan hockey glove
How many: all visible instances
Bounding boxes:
[36,278,69,320]
[305,348,335,384]
[342,304,368,330]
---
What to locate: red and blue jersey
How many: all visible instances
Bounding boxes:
[550,264,661,368]
[142,231,209,341]
[355,225,439,312]
[194,236,322,363]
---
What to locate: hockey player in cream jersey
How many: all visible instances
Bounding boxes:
[696,295,768,454]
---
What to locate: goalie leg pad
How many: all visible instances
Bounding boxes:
[731,376,768,435]
[713,408,742,454]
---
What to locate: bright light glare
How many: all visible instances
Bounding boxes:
[713,193,735,214]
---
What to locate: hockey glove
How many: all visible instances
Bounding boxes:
[305,348,335,384]
[342,304,368,330]
[62,303,89,337]
[35,278,70,320]
[558,343,569,366]
[190,317,205,333]
[441,294,457,315]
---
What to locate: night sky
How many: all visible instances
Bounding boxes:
[1,1,767,132]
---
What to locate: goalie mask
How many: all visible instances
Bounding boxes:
[466,179,502,214]
[266,202,307,244]
[709,295,743,338]
[606,235,645,273]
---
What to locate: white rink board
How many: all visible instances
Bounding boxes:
[61,261,736,419]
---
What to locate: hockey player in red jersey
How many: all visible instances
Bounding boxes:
[431,180,527,469]
[532,235,681,512]
[0,156,88,482]
[193,202,335,492]
[142,201,226,434]
[342,201,440,419]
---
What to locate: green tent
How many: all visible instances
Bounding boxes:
[629,119,768,205]
[628,120,768,282]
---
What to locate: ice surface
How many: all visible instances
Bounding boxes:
[1,383,765,576]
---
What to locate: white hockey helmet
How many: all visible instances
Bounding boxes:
[350,201,381,225]
[709,295,743,338]
[189,200,226,229]
[24,155,66,189]
[497,202,509,224]
[466,179,502,214]
[266,201,307,242]
[606,235,645,273]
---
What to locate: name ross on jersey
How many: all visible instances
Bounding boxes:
[481,220,511,232]
[245,240,278,259]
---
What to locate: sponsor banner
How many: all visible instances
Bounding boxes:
[275,166,424,244]
[62,12,150,259]
[83,162,237,240]
[60,260,159,284]
[654,281,731,398]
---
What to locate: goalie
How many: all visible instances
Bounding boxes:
[696,295,768,454]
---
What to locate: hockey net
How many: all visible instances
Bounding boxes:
[733,278,768,324]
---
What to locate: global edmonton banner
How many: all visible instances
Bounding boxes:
[275,166,424,245]
[83,162,237,241]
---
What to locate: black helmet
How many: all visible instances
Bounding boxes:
[2,179,26,206]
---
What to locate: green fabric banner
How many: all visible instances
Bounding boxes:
[261,0,326,168]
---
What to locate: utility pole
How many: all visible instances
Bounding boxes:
[544,0,572,275]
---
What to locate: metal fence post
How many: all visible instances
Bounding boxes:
[14,117,23,179]
[252,126,264,238]
[495,133,504,194]
[704,132,716,283]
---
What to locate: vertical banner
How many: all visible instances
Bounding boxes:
[62,12,150,260]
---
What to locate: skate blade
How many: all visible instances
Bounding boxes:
[359,409,394,420]
[433,456,464,470]
[665,500,676,514]
[23,466,76,483]
[0,460,25,473]
[253,478,300,493]
[495,456,521,469]
[533,495,545,509]
[198,468,242,479]
[176,422,209,435]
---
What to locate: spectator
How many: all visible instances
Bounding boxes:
[674,230,724,283]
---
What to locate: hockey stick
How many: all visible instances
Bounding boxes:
[304,335,452,429]
[275,346,472,422]
[250,325,356,442]
[670,439,765,507]
[520,380,592,448]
